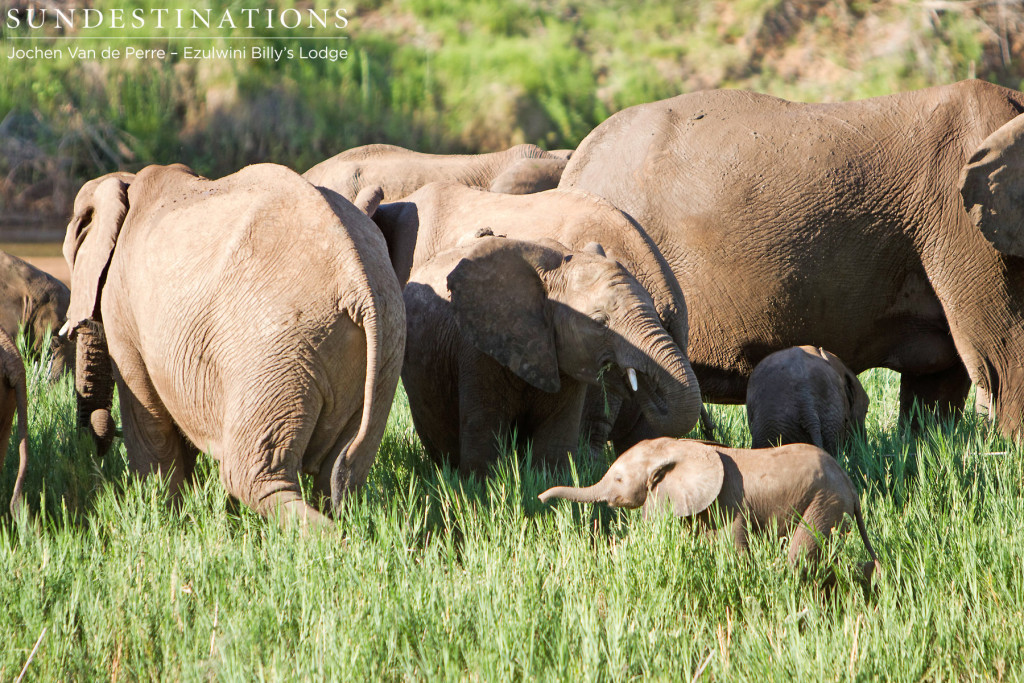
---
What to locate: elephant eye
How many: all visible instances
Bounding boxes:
[592,312,609,327]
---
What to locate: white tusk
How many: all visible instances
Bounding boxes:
[58,320,72,338]
[627,367,638,392]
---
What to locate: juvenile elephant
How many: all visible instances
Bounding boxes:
[62,163,404,524]
[403,235,698,477]
[746,346,868,456]
[0,250,72,378]
[540,438,880,573]
[303,143,567,203]
[371,182,701,452]
[561,79,1024,436]
[0,328,29,516]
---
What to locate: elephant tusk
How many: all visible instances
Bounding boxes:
[58,320,72,338]
[627,367,638,392]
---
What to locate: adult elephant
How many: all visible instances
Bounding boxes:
[560,79,1024,435]
[371,182,701,453]
[62,163,404,524]
[303,143,567,203]
[0,250,73,378]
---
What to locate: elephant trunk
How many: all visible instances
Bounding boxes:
[538,483,606,505]
[616,319,701,439]
[73,319,116,456]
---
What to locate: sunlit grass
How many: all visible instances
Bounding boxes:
[0,333,1021,679]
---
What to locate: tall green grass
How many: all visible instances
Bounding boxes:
[0,336,1021,680]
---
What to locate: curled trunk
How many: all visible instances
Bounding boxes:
[617,319,702,442]
[73,319,116,456]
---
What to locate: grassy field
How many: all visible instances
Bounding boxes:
[0,337,1021,680]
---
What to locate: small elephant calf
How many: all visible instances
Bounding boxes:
[746,346,868,456]
[540,438,880,574]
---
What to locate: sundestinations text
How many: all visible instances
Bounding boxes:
[5,7,349,31]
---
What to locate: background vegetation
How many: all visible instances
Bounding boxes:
[0,335,1021,679]
[2,0,1024,221]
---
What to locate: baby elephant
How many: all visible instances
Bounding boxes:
[746,346,868,456]
[539,438,880,574]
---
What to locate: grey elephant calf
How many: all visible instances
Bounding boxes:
[746,346,868,456]
[540,438,880,575]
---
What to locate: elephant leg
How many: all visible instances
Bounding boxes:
[786,496,846,568]
[730,514,749,554]
[528,384,587,469]
[457,358,516,478]
[117,378,194,499]
[219,391,330,527]
[580,386,623,458]
[898,363,971,428]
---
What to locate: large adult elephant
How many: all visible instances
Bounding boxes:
[303,143,567,203]
[560,79,1024,435]
[62,163,404,524]
[371,182,702,453]
[0,250,73,377]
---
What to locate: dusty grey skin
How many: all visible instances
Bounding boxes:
[561,80,1024,437]
[63,163,405,525]
[540,438,881,574]
[303,143,568,203]
[0,328,29,516]
[403,235,699,477]
[0,250,72,380]
[746,346,869,457]
[374,183,702,456]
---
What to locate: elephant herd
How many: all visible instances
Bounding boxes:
[2,78,1023,568]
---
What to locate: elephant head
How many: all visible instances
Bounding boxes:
[447,236,701,437]
[61,172,134,455]
[538,437,724,516]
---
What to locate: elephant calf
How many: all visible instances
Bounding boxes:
[62,163,404,525]
[0,328,29,516]
[0,250,73,380]
[540,438,880,575]
[746,346,868,456]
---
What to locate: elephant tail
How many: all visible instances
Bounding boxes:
[329,299,403,513]
[853,498,881,579]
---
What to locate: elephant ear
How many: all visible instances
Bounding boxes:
[961,112,1024,257]
[63,176,131,328]
[643,442,725,518]
[447,238,562,393]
